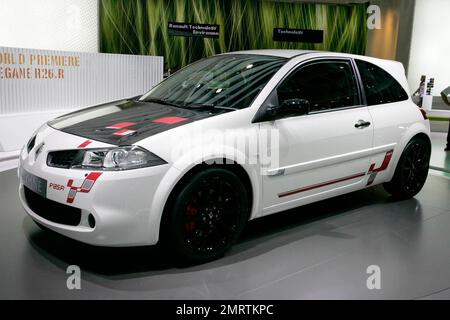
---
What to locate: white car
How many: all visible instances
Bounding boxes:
[19,50,431,264]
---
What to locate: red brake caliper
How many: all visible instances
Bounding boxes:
[185,204,198,233]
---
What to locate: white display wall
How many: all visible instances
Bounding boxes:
[0,0,99,53]
[0,47,163,152]
[408,0,450,96]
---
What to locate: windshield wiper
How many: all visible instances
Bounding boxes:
[142,98,183,108]
[185,103,238,111]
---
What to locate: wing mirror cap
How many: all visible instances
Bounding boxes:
[266,99,310,120]
[252,98,311,123]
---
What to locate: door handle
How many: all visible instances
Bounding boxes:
[354,120,371,129]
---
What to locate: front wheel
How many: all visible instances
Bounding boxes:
[383,137,431,199]
[163,168,249,265]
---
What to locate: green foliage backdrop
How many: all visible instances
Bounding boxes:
[100,0,367,70]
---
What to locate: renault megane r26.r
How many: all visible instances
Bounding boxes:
[19,50,431,264]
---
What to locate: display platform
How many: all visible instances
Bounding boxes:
[0,168,449,299]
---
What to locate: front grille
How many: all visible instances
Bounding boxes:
[24,186,82,226]
[47,150,81,169]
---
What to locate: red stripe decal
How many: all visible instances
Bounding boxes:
[278,150,395,198]
[112,129,136,136]
[106,122,137,129]
[368,150,394,173]
[78,140,92,148]
[366,150,394,186]
[152,117,187,124]
[278,172,366,198]
[66,172,102,203]
[83,172,103,184]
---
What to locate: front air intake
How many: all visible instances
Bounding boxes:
[24,186,82,226]
[47,150,81,169]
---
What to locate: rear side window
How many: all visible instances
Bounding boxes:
[356,59,409,106]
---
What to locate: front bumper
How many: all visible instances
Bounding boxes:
[19,164,169,246]
[18,128,171,247]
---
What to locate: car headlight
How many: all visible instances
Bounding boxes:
[47,146,167,171]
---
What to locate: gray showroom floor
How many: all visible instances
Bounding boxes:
[0,168,449,299]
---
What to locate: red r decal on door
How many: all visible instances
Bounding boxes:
[366,150,394,186]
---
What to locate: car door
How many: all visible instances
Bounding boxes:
[354,59,412,185]
[258,58,374,215]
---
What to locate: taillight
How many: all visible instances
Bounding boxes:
[419,108,428,120]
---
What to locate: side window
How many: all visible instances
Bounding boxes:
[356,59,409,106]
[277,60,359,113]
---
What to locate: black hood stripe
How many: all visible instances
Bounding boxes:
[48,100,227,145]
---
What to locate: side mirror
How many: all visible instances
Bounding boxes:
[251,92,310,123]
[266,99,310,120]
[280,99,310,115]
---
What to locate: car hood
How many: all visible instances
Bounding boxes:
[48,99,224,145]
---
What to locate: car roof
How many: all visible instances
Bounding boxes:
[223,49,411,95]
[223,49,314,58]
[224,49,397,64]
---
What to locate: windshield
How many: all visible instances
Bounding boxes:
[140,54,287,110]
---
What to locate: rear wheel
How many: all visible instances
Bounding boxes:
[383,137,431,199]
[163,168,249,265]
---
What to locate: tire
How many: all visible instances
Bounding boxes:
[383,137,431,199]
[162,168,249,265]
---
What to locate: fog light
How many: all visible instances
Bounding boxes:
[88,214,96,228]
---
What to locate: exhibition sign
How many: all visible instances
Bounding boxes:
[168,22,220,38]
[273,28,324,43]
[0,46,163,115]
[0,46,163,151]
[100,0,368,71]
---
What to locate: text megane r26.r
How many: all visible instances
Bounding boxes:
[19,50,431,264]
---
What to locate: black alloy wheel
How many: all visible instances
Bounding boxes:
[164,168,249,264]
[384,137,431,199]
